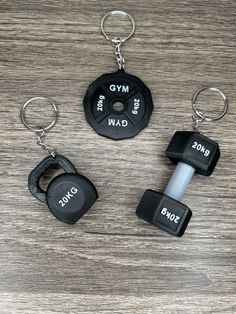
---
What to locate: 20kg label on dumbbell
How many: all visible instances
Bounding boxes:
[83,70,154,140]
[155,203,185,232]
[187,134,216,164]
[191,141,210,157]
[160,207,180,224]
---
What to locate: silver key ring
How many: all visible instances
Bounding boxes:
[192,86,228,123]
[20,96,58,133]
[101,10,135,43]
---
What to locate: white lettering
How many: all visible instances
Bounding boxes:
[122,85,129,93]
[108,119,128,127]
[109,84,129,93]
[192,141,211,157]
[161,207,180,224]
[71,187,78,194]
[65,191,73,199]
[132,98,140,115]
[108,119,115,126]
[58,187,78,208]
[122,120,128,127]
[96,95,105,111]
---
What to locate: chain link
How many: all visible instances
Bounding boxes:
[36,128,56,157]
[192,111,206,130]
[112,37,125,70]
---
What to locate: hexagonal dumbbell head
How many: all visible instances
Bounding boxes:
[166,131,220,176]
[136,190,192,237]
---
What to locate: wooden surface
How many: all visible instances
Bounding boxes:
[0,1,235,313]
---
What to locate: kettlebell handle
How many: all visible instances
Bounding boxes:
[28,155,77,203]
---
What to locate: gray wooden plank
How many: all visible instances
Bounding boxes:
[0,0,235,313]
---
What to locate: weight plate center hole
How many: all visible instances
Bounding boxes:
[112,101,125,113]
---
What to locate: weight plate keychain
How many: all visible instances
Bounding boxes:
[21,97,98,224]
[83,10,154,140]
[136,86,228,236]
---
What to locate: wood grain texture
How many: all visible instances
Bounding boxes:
[0,0,235,313]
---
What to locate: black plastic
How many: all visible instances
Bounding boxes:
[28,155,98,224]
[136,189,192,237]
[46,173,97,224]
[166,131,220,176]
[28,155,77,203]
[83,70,154,140]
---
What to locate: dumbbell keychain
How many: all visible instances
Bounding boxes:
[20,97,98,224]
[84,10,154,140]
[136,86,228,236]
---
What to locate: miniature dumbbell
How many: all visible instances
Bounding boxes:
[136,131,220,236]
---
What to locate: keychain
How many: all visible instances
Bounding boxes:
[136,86,228,236]
[83,10,154,140]
[21,97,98,224]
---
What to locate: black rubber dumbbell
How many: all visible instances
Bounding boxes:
[28,155,98,224]
[136,131,220,236]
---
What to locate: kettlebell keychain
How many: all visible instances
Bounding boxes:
[84,10,154,140]
[136,86,228,236]
[21,97,98,224]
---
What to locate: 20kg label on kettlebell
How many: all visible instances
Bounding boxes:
[58,186,78,208]
[84,70,154,140]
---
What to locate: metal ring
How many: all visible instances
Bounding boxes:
[101,10,135,43]
[192,86,228,122]
[20,96,58,133]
